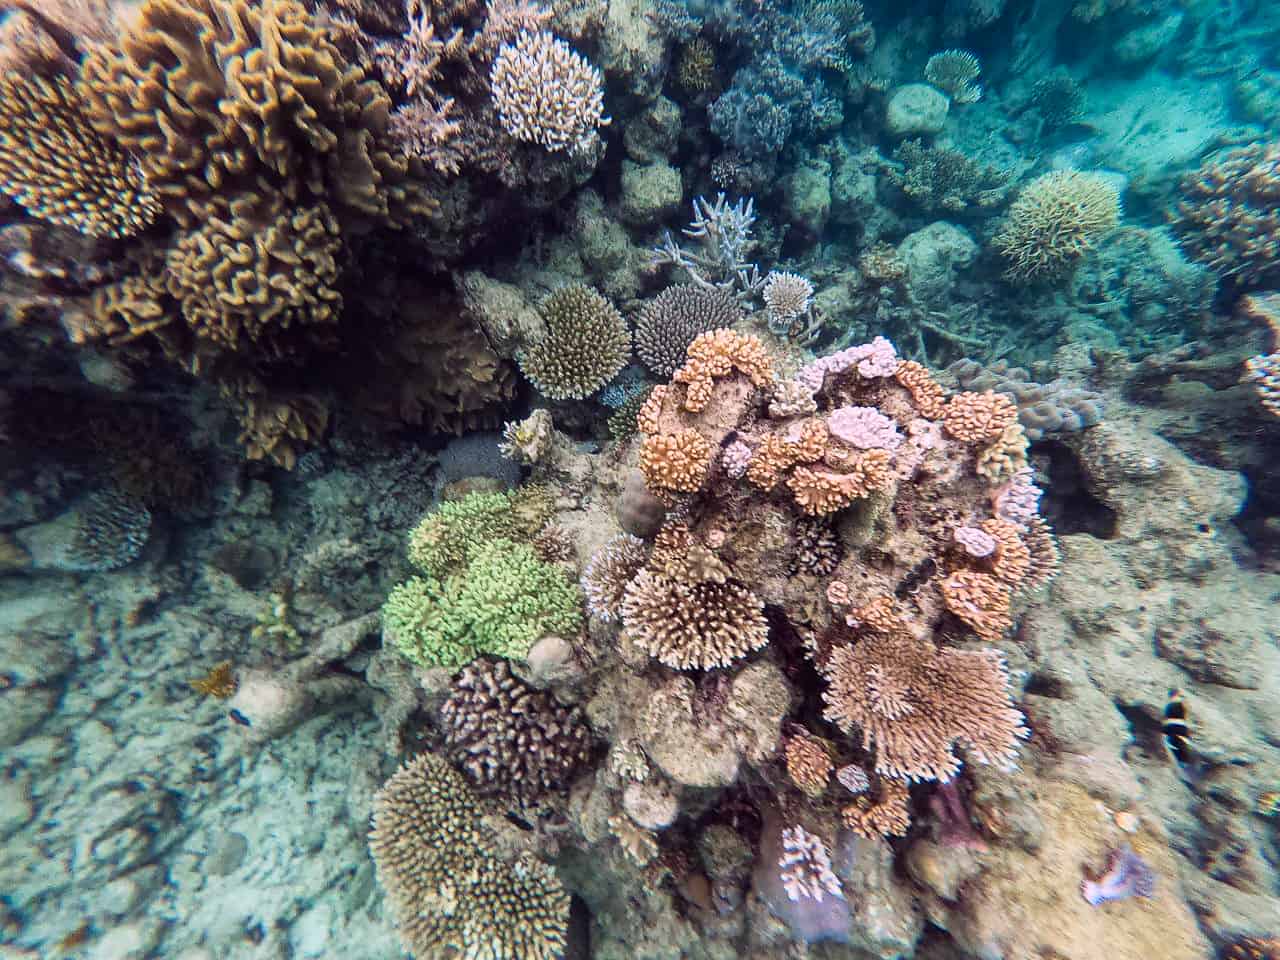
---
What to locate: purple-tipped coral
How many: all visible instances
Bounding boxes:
[1080,845,1155,906]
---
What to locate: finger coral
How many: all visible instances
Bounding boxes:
[369,752,570,960]
[518,284,631,400]
[944,391,1019,443]
[640,428,714,494]
[440,657,592,798]
[0,73,160,237]
[993,170,1120,282]
[490,30,608,151]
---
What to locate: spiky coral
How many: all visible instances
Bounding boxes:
[994,171,1120,282]
[0,74,159,237]
[369,752,570,960]
[821,597,1027,783]
[582,534,649,622]
[490,30,608,151]
[518,285,631,400]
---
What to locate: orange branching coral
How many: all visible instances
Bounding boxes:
[746,434,797,490]
[821,611,1026,781]
[1022,515,1061,588]
[636,384,669,435]
[673,329,775,412]
[847,595,902,634]
[894,360,947,419]
[785,733,833,799]
[982,517,1031,585]
[841,778,911,838]
[640,429,713,494]
[190,660,237,698]
[787,449,893,516]
[621,569,770,670]
[943,390,1018,443]
[940,570,1013,642]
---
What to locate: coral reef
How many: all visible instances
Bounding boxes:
[491,31,609,152]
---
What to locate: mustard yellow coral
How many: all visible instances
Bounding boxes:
[640,429,713,494]
[0,73,159,237]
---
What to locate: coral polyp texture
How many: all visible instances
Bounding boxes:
[923,49,982,104]
[0,74,159,237]
[1173,141,1280,291]
[490,30,608,152]
[993,170,1121,282]
[517,284,631,400]
[439,658,592,799]
[368,752,569,960]
[625,330,1047,834]
[635,284,742,378]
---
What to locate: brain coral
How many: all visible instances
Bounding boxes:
[993,171,1120,282]
[369,752,569,960]
[518,284,631,400]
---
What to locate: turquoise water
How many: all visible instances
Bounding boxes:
[0,0,1277,957]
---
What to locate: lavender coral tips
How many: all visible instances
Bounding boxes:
[491,31,609,152]
[1081,846,1156,906]
[827,406,903,450]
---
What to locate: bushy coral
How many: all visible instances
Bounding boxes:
[490,31,608,151]
[1172,142,1280,292]
[890,139,1011,214]
[440,658,592,798]
[407,490,548,578]
[383,539,583,668]
[923,50,982,104]
[518,285,631,400]
[1030,69,1085,128]
[993,171,1121,282]
[635,284,741,378]
[582,534,649,622]
[369,752,569,960]
[57,488,152,572]
[0,74,159,237]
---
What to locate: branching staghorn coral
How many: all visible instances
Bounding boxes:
[651,193,766,300]
[635,284,742,378]
[490,30,609,152]
[993,171,1121,282]
[369,752,570,960]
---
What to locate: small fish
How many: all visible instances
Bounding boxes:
[1162,688,1193,767]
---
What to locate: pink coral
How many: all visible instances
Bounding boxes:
[954,525,997,557]
[797,336,899,391]
[827,406,903,450]
[721,439,753,478]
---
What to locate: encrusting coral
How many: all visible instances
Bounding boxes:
[993,170,1121,282]
[369,752,569,960]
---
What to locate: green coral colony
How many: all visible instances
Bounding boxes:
[1,0,1279,958]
